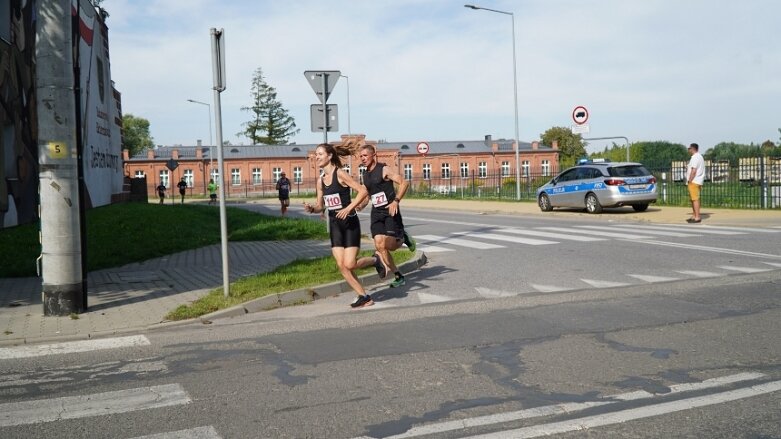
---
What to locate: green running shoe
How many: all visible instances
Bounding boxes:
[403,231,416,252]
[390,275,406,288]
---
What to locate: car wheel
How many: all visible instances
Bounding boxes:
[632,203,649,212]
[538,193,553,212]
[585,193,603,214]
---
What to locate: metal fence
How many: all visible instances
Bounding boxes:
[139,159,781,210]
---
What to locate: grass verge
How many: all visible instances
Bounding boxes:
[0,202,328,277]
[165,249,414,320]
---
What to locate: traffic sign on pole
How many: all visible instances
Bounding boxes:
[304,70,340,104]
[310,104,339,132]
[417,142,430,156]
[572,105,589,125]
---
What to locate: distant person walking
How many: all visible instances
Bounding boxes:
[177,178,187,204]
[303,141,385,309]
[358,143,416,288]
[276,172,291,216]
[156,183,166,204]
[686,142,705,223]
[207,179,218,205]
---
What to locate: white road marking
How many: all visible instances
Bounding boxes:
[529,284,573,293]
[475,287,517,298]
[0,335,151,360]
[414,235,505,250]
[676,270,723,277]
[762,262,781,268]
[356,372,767,439]
[498,228,606,242]
[417,293,454,304]
[131,426,222,439]
[581,225,700,238]
[0,383,191,427]
[453,232,557,246]
[626,274,681,283]
[539,227,653,240]
[580,279,632,288]
[697,224,780,233]
[0,360,168,388]
[416,245,453,253]
[639,240,781,259]
[614,224,746,235]
[718,265,774,273]
[463,380,781,439]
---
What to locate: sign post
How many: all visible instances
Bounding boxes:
[211,27,230,298]
[304,70,340,143]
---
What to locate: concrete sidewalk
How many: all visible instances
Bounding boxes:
[1,199,779,346]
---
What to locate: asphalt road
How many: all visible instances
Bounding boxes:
[1,205,780,438]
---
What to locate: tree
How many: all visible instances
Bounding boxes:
[540,127,585,168]
[238,68,299,145]
[704,142,761,166]
[122,114,154,156]
[631,141,688,170]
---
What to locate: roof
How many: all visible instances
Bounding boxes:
[128,138,555,161]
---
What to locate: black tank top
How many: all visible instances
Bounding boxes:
[322,168,352,217]
[363,163,396,210]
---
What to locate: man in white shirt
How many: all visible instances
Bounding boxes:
[686,143,705,223]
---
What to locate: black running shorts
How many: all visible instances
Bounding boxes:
[370,208,403,239]
[329,214,361,248]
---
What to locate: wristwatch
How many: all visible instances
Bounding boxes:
[394,198,400,203]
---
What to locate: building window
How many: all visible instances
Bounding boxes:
[159,170,169,188]
[522,160,530,177]
[343,164,351,175]
[252,168,262,185]
[501,161,510,177]
[460,162,469,178]
[404,164,413,181]
[542,160,551,177]
[210,169,219,182]
[479,162,487,178]
[358,165,367,184]
[293,167,302,183]
[273,168,282,182]
[441,163,451,179]
[231,168,241,185]
[183,169,194,187]
[134,170,145,178]
[423,163,431,180]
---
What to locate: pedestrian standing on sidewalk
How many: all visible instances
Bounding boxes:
[302,141,385,308]
[177,177,187,204]
[276,172,291,216]
[156,182,166,204]
[207,179,218,205]
[358,143,416,288]
[686,143,705,223]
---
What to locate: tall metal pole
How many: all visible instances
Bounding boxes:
[321,73,328,144]
[36,0,84,315]
[342,74,351,135]
[465,4,521,200]
[211,28,230,297]
[187,99,213,171]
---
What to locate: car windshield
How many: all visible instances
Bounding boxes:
[608,165,651,177]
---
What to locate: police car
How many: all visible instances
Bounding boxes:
[536,159,658,214]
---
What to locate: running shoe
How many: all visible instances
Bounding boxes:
[373,253,387,279]
[403,231,416,252]
[390,275,406,288]
[350,294,374,308]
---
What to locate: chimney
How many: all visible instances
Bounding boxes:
[552,140,559,150]
[196,147,202,159]
[172,149,179,159]
[122,149,129,160]
[532,141,539,150]
[491,143,499,152]
[147,149,154,159]
[197,139,202,147]
[485,134,492,142]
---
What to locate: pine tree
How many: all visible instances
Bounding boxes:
[238,68,299,145]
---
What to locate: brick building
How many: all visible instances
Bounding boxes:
[123,134,559,198]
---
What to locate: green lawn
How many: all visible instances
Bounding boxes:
[0,202,328,277]
[165,249,414,320]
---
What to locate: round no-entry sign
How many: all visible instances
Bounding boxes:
[572,106,589,125]
[417,142,430,155]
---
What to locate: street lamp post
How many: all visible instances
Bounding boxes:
[186,98,214,173]
[465,4,521,201]
[340,74,351,135]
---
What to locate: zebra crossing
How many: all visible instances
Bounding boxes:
[415,223,778,253]
[0,336,223,438]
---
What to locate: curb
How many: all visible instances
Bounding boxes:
[195,250,429,322]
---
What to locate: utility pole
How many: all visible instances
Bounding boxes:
[36,0,85,315]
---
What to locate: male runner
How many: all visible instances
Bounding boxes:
[358,144,416,288]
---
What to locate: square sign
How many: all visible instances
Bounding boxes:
[310,104,339,132]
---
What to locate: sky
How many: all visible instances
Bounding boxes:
[102,0,781,154]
